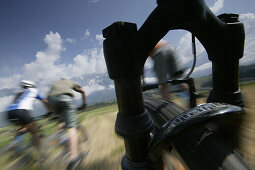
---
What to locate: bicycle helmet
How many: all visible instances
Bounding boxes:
[20,80,36,88]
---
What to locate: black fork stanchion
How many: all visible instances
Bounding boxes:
[103,22,154,169]
[206,14,245,107]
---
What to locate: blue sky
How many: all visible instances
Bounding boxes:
[0,0,255,111]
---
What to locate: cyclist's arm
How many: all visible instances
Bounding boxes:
[78,87,87,108]
[72,82,87,109]
[36,93,52,111]
[41,99,52,112]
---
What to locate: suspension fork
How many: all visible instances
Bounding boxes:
[103,22,154,169]
[102,0,245,169]
[206,14,245,107]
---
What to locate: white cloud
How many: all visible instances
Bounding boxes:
[210,0,224,14]
[85,29,90,36]
[0,74,22,89]
[45,31,65,53]
[195,62,211,72]
[109,84,115,89]
[22,31,107,85]
[240,13,255,36]
[83,83,105,96]
[66,38,76,43]
[191,62,212,77]
[67,47,106,77]
[176,33,193,65]
[175,33,205,66]
[95,34,104,45]
[240,13,255,65]
[0,96,14,111]
[0,30,107,92]
[89,0,100,3]
[82,29,90,40]
[23,31,66,83]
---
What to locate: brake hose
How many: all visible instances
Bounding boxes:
[185,33,197,78]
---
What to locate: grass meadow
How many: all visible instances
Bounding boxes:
[0,82,254,170]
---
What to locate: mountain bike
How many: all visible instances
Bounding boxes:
[0,120,45,170]
[41,112,90,170]
[102,0,251,169]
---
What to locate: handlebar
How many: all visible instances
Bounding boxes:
[142,78,193,91]
[143,77,198,108]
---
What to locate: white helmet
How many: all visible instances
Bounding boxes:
[21,80,36,88]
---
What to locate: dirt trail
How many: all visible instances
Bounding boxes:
[239,85,255,169]
[80,112,123,170]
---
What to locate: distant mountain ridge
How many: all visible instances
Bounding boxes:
[72,73,113,88]
[0,88,18,98]
[1,63,255,127]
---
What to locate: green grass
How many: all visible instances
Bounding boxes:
[0,102,118,169]
[0,103,118,150]
[78,104,118,123]
[240,81,255,87]
[0,126,17,148]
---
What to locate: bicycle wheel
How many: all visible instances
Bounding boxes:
[144,97,251,170]
[76,125,90,159]
[0,136,35,170]
[42,125,90,170]
[42,131,70,170]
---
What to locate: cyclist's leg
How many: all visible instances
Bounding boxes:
[59,96,86,169]
[26,121,40,151]
[159,83,169,100]
[8,109,42,156]
[51,95,79,161]
[153,53,170,100]
[17,126,27,134]
[67,127,78,160]
[63,103,78,161]
[15,126,28,139]
[23,112,44,158]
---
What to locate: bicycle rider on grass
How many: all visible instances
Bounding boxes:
[47,78,87,170]
[142,40,188,101]
[6,80,50,160]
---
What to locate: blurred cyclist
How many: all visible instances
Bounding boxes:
[47,78,87,170]
[6,80,50,158]
[142,40,187,100]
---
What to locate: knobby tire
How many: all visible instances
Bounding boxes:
[144,97,250,170]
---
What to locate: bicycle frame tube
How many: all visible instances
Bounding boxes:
[103,0,245,169]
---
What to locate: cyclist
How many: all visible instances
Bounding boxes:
[6,80,50,159]
[142,40,187,100]
[47,78,87,170]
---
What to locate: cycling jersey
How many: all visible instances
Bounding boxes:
[6,88,44,111]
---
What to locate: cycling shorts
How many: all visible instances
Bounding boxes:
[8,109,33,125]
[152,46,179,83]
[48,94,77,128]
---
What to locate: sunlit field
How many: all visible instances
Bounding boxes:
[0,83,254,170]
